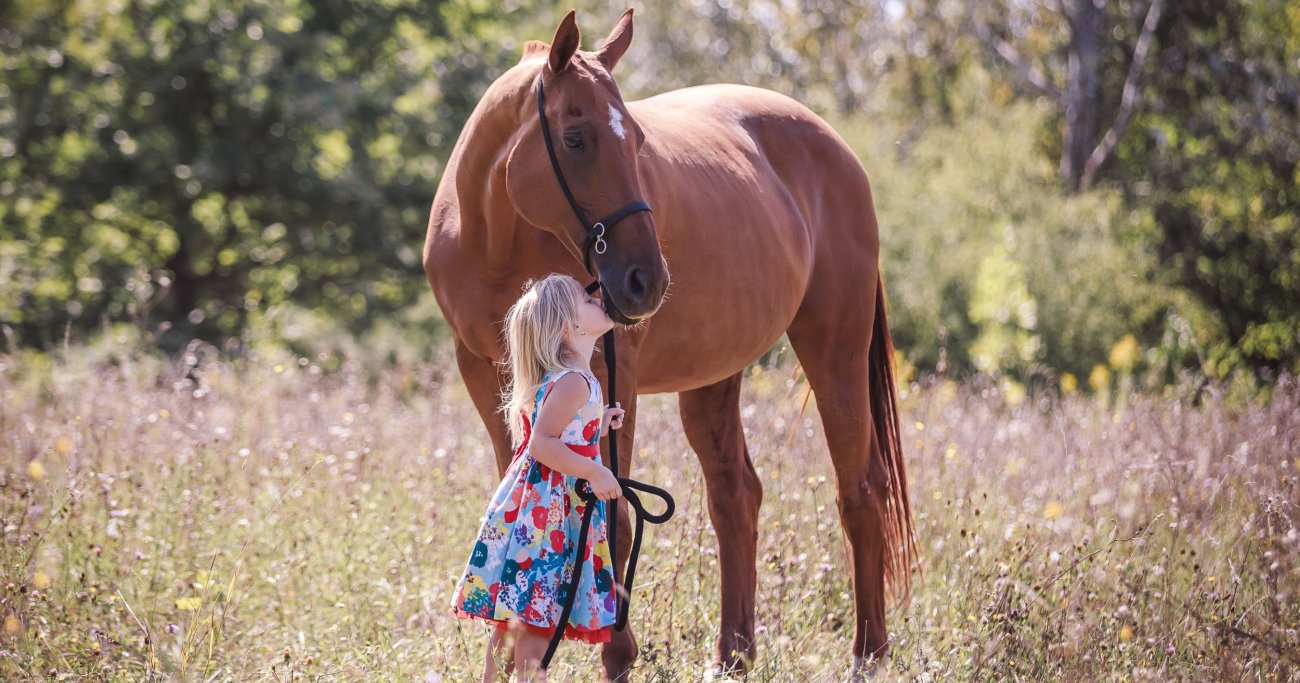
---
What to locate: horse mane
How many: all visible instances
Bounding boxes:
[520,40,550,62]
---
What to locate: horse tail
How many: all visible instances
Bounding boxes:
[869,273,917,608]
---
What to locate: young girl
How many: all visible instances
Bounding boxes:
[451,274,626,682]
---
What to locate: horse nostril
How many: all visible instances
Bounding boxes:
[625,267,647,301]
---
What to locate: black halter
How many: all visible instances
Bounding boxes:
[533,74,673,671]
[534,76,652,279]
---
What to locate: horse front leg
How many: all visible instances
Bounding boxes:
[598,356,641,681]
[454,340,514,475]
[679,371,762,674]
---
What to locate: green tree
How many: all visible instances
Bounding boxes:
[0,0,521,350]
[1122,0,1300,379]
[959,0,1299,381]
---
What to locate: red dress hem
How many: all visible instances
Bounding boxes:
[452,608,612,644]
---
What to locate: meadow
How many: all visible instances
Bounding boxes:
[1,342,1297,681]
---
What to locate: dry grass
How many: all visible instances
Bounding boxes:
[1,341,1297,681]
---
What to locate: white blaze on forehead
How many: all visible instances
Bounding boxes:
[607,104,627,141]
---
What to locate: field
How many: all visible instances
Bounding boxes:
[2,343,1297,681]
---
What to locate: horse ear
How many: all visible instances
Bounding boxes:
[597,8,634,71]
[520,40,550,63]
[548,10,580,73]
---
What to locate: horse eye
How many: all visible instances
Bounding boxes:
[563,131,583,149]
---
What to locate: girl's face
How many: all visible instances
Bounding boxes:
[572,290,614,339]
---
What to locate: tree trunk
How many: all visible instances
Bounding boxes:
[1062,0,1104,191]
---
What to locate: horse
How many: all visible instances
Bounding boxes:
[423,9,915,679]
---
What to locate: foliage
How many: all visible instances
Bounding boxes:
[1111,0,1300,381]
[2,0,1296,391]
[0,0,534,351]
[837,88,1169,385]
[939,0,1300,382]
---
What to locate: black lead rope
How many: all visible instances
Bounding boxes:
[598,323,617,596]
[533,74,672,671]
[539,477,674,669]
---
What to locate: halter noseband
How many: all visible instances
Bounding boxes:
[534,76,652,283]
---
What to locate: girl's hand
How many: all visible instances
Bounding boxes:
[588,465,622,501]
[601,402,625,435]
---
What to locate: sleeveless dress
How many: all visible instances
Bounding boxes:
[450,367,615,643]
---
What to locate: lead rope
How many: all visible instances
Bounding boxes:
[532,73,671,671]
[539,476,673,669]
[539,329,675,670]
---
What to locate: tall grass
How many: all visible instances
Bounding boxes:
[1,342,1296,681]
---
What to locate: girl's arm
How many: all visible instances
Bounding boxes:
[528,373,620,499]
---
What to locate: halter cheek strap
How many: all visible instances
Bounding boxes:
[534,77,652,276]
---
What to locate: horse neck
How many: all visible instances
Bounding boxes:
[451,84,532,275]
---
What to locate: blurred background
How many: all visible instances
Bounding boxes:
[1,0,1296,397]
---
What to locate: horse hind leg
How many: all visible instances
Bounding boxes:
[679,371,762,674]
[785,276,914,668]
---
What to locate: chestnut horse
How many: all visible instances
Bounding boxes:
[423,9,915,679]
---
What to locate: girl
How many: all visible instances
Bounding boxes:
[451,274,626,682]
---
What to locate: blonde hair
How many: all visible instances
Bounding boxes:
[500,274,588,449]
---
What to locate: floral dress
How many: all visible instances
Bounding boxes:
[451,367,615,643]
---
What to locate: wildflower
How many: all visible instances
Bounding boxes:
[1043,501,1063,520]
[27,461,46,482]
[1060,373,1078,395]
[175,597,202,611]
[1119,625,1134,641]
[1001,379,1026,406]
[1109,335,1140,372]
[53,437,73,456]
[31,571,51,591]
[1088,364,1111,392]
[3,614,20,636]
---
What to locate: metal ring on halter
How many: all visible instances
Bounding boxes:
[593,222,608,254]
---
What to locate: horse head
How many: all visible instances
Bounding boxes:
[504,10,669,324]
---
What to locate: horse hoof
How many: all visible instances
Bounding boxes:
[702,665,744,682]
[847,655,884,681]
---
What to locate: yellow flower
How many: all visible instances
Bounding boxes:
[1043,500,1063,520]
[3,614,20,636]
[26,460,46,482]
[1088,364,1111,392]
[1060,373,1078,395]
[32,570,51,590]
[1109,334,1140,372]
[945,444,958,459]
[1118,624,1134,641]
[175,596,203,611]
[53,436,73,456]
[273,364,285,374]
[1001,379,1026,406]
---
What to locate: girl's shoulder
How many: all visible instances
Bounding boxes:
[538,367,597,400]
